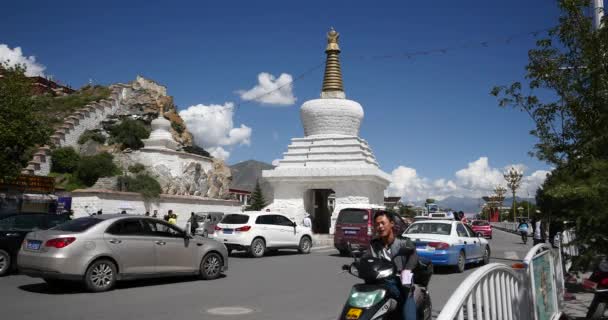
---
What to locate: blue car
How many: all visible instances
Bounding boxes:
[403,220,491,273]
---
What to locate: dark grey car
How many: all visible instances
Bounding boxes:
[18,215,229,292]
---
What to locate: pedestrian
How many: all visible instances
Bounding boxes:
[97,209,103,215]
[145,211,150,216]
[302,213,312,228]
[189,212,199,235]
[153,210,158,218]
[168,213,177,225]
[533,218,545,245]
[164,210,172,221]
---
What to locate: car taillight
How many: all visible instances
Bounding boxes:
[235,226,251,232]
[428,242,450,250]
[601,278,608,287]
[214,226,222,231]
[367,222,373,236]
[45,237,76,249]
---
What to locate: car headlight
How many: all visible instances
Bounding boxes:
[348,288,386,308]
[376,268,394,279]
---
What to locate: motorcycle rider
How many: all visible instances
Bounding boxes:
[367,211,419,320]
[517,218,530,244]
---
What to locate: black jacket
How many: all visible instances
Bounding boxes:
[368,236,418,272]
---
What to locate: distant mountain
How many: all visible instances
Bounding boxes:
[229,160,275,192]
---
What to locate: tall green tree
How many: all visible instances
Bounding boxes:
[0,63,52,179]
[492,0,608,262]
[245,181,267,211]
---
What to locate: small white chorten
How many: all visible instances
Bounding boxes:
[141,107,179,151]
[262,28,391,234]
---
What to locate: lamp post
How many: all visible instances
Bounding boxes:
[504,167,524,222]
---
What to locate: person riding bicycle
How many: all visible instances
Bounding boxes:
[367,211,419,320]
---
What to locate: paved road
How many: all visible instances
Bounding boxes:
[0,229,531,320]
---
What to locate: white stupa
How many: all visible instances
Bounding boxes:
[262,28,391,234]
[141,107,179,151]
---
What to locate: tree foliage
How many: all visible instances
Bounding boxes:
[109,118,150,150]
[0,63,52,179]
[245,181,267,211]
[492,0,608,261]
[75,152,120,186]
[78,130,106,145]
[118,174,162,199]
[51,147,80,173]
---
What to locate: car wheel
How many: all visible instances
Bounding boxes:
[455,251,466,273]
[249,238,265,258]
[298,236,312,254]
[0,249,10,277]
[199,252,222,280]
[84,259,117,292]
[482,246,491,265]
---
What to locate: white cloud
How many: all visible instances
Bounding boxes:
[179,102,252,160]
[238,72,296,106]
[271,159,281,166]
[387,157,550,202]
[0,44,46,77]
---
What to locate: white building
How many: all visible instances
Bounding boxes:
[262,29,390,234]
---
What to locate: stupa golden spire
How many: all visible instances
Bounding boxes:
[321,27,345,96]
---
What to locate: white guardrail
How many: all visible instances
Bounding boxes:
[437,243,565,320]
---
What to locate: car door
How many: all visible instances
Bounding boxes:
[0,214,46,257]
[255,215,279,247]
[456,223,478,260]
[104,218,156,275]
[274,214,298,246]
[464,224,482,259]
[143,220,195,273]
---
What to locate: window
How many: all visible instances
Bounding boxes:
[255,215,273,225]
[52,217,102,232]
[46,215,69,228]
[0,214,46,231]
[337,209,369,224]
[472,221,489,226]
[456,224,468,237]
[405,223,451,235]
[464,225,477,237]
[221,214,249,224]
[106,219,145,235]
[144,220,184,238]
[273,215,294,227]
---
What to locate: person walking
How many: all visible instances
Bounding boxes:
[168,213,177,225]
[188,212,199,235]
[145,211,150,216]
[533,218,545,245]
[302,213,312,228]
[153,210,158,218]
[164,210,172,221]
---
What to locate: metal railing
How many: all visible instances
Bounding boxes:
[437,263,527,320]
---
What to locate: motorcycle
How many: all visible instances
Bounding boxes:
[585,257,608,319]
[338,244,433,320]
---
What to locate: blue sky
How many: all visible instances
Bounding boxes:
[2,0,564,200]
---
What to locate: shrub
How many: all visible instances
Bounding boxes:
[109,118,150,150]
[118,174,162,199]
[78,130,106,145]
[171,121,185,134]
[51,147,80,173]
[183,145,211,158]
[75,152,120,186]
[128,163,146,174]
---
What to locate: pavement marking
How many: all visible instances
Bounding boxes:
[206,307,255,315]
[504,251,520,260]
[311,245,333,251]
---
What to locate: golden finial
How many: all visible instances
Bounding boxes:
[321,27,345,96]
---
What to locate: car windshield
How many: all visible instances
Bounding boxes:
[221,214,249,224]
[472,221,489,226]
[337,209,368,224]
[405,222,452,235]
[51,217,102,232]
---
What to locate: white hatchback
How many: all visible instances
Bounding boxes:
[212,211,313,257]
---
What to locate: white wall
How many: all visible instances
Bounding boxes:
[131,149,213,178]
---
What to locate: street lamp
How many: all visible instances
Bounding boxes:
[504,167,524,222]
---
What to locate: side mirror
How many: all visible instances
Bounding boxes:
[293,221,297,227]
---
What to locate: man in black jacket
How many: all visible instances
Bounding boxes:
[368,211,418,320]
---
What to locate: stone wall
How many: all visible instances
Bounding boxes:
[71,189,242,229]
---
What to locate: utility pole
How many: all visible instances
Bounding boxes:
[593,0,604,30]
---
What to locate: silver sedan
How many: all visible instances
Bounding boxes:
[17,215,229,292]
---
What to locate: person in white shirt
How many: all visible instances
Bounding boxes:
[302,214,312,228]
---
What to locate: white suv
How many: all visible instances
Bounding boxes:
[212,211,313,257]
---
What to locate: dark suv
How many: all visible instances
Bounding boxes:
[334,208,409,256]
[0,213,69,276]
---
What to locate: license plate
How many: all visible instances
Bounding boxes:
[27,240,42,250]
[346,308,362,320]
[343,230,357,235]
[223,229,233,234]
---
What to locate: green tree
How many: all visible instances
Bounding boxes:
[128,163,146,174]
[109,118,150,150]
[75,152,120,186]
[492,0,608,261]
[78,130,106,145]
[118,174,162,199]
[245,181,267,211]
[51,147,80,173]
[0,63,52,179]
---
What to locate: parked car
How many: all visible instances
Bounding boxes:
[17,215,228,292]
[333,208,409,256]
[0,213,69,276]
[404,220,490,273]
[192,212,225,237]
[470,220,493,239]
[212,212,313,258]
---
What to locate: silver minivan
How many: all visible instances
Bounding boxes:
[18,215,229,292]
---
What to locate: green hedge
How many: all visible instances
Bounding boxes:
[118,174,162,199]
[75,152,120,186]
[109,118,150,150]
[51,147,80,173]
